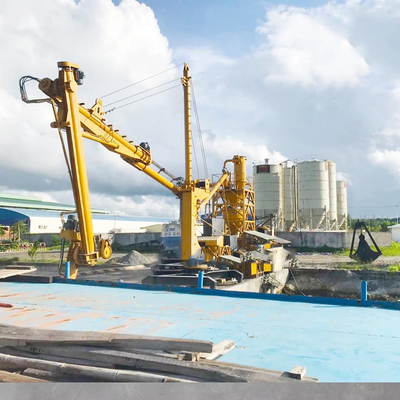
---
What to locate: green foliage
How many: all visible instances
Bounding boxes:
[293,245,346,254]
[389,265,400,272]
[51,235,61,246]
[11,220,28,239]
[27,241,41,261]
[348,217,398,232]
[339,263,383,271]
[0,245,7,252]
[2,241,19,250]
[0,224,4,236]
[0,257,19,264]
[368,241,400,256]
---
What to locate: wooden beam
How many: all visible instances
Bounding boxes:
[0,323,213,353]
[0,352,194,383]
[0,370,47,382]
[198,340,235,361]
[16,345,317,382]
[17,345,245,382]
[0,267,36,280]
[288,366,306,380]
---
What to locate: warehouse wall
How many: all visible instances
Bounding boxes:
[28,217,163,234]
[276,231,392,249]
[113,232,161,246]
[21,232,162,247]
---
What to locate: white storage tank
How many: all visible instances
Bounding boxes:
[297,160,330,230]
[336,181,348,229]
[283,165,297,230]
[328,161,338,230]
[253,160,282,219]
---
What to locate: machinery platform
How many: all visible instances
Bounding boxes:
[0,281,399,382]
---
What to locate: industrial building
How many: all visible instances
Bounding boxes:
[0,194,169,234]
[254,159,348,231]
[0,208,169,234]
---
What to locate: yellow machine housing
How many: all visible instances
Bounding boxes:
[22,61,256,279]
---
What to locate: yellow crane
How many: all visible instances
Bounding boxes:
[20,61,255,279]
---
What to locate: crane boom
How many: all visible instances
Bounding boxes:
[20,61,254,279]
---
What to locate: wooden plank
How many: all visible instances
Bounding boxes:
[198,340,235,361]
[18,345,246,382]
[2,346,119,369]
[288,366,306,380]
[0,267,36,280]
[0,352,195,383]
[22,368,97,382]
[200,360,317,383]
[177,340,235,361]
[0,323,213,353]
[2,275,54,283]
[17,345,317,382]
[0,370,47,383]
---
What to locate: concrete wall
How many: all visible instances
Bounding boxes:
[276,231,392,249]
[21,232,162,247]
[113,232,161,246]
[21,230,392,250]
[21,233,58,246]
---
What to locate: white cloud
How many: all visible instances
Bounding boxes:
[336,171,352,185]
[203,133,286,168]
[5,0,400,218]
[89,193,179,219]
[173,46,236,75]
[369,149,400,176]
[0,0,183,202]
[256,6,370,87]
[0,187,58,203]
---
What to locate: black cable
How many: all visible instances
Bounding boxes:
[289,267,307,296]
[103,78,180,107]
[101,63,184,99]
[19,76,49,104]
[191,80,209,178]
[104,84,181,113]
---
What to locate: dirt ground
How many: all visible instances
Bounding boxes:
[0,249,126,261]
[295,254,400,269]
[0,250,155,284]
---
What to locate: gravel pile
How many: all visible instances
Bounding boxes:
[111,251,157,266]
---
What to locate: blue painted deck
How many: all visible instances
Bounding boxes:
[1,281,400,382]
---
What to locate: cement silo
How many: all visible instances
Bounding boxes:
[297,160,330,230]
[253,160,283,220]
[283,164,297,230]
[328,161,338,230]
[336,181,348,229]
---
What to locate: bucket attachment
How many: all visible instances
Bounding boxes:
[349,221,382,263]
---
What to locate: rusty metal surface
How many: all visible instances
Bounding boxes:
[0,281,400,382]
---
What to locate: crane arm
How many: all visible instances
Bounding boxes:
[27,61,181,278]
[39,76,179,196]
[78,100,179,195]
[20,61,248,279]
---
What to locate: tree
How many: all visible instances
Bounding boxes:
[51,234,61,246]
[12,220,28,241]
[0,224,4,237]
[28,241,41,261]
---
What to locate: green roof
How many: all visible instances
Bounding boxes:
[0,194,108,214]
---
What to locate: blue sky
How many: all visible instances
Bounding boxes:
[3,0,400,219]
[128,0,335,57]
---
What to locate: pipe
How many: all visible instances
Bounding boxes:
[65,261,70,279]
[197,271,204,289]
[361,281,368,303]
